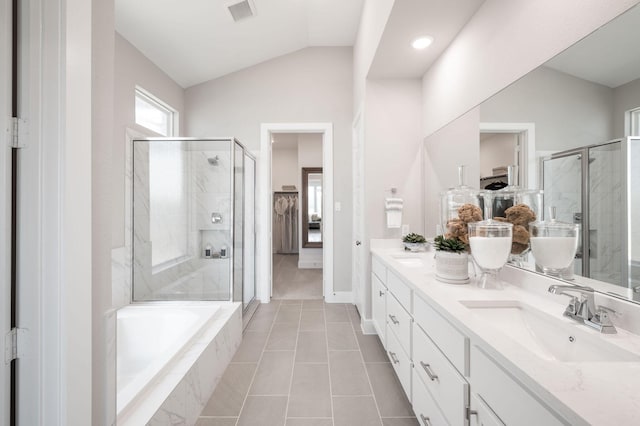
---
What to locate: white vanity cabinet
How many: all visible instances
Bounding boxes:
[470,346,565,426]
[370,252,571,426]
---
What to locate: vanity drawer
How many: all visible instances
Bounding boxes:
[372,255,387,282]
[470,346,565,426]
[469,393,505,426]
[387,269,411,310]
[386,324,412,400]
[412,369,449,426]
[386,292,412,356]
[413,325,469,426]
[414,294,468,375]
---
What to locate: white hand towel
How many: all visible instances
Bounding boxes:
[387,209,402,228]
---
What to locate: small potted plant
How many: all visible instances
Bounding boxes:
[434,235,470,284]
[402,233,427,252]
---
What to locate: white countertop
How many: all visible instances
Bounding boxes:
[371,239,640,426]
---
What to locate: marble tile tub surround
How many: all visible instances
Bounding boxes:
[196,299,418,425]
[119,303,242,426]
[371,240,640,425]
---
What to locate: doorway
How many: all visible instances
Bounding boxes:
[479,123,537,189]
[271,133,323,299]
[258,123,334,303]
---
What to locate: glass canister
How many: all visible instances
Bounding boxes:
[529,207,579,277]
[488,166,543,264]
[439,165,482,239]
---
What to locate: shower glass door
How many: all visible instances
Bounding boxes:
[588,142,624,284]
[233,142,244,304]
[132,138,233,301]
[542,152,583,276]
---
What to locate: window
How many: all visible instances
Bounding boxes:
[135,88,176,136]
[149,141,188,268]
[630,107,640,136]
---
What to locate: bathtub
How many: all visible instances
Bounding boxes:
[117,301,242,425]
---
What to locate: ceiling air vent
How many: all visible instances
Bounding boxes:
[226,0,256,22]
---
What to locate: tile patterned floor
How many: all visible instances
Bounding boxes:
[272,254,323,299]
[197,300,418,426]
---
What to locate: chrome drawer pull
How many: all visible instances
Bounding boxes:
[419,414,432,426]
[379,290,385,297]
[388,314,399,325]
[420,361,438,381]
[389,351,400,364]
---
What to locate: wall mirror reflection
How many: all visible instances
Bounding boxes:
[302,167,323,248]
[429,4,640,303]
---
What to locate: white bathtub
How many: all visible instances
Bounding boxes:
[116,302,242,425]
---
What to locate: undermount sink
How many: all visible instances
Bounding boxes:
[460,300,640,363]
[390,255,424,268]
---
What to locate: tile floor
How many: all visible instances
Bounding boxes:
[272,254,323,300]
[196,300,418,426]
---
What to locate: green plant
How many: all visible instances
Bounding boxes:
[434,235,466,253]
[402,233,426,244]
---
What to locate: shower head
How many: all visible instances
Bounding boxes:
[208,155,219,166]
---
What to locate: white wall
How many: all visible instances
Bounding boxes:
[113,33,185,248]
[353,0,395,113]
[480,66,614,152]
[272,146,298,191]
[424,108,481,237]
[92,0,115,424]
[185,47,353,292]
[479,133,516,178]
[365,78,423,239]
[613,77,640,136]
[421,0,639,138]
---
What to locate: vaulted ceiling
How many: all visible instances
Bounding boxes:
[115,0,365,88]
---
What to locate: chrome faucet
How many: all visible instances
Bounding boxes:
[548,284,617,334]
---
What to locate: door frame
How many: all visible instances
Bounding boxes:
[480,122,537,188]
[1,0,12,423]
[259,123,334,303]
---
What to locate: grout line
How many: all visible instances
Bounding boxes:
[323,300,336,426]
[350,305,385,425]
[283,300,302,425]
[233,303,280,426]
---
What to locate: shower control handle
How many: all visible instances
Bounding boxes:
[355,240,361,246]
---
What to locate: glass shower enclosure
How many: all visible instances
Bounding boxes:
[542,137,640,297]
[132,138,256,311]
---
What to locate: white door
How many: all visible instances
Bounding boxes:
[1,0,13,423]
[352,110,365,316]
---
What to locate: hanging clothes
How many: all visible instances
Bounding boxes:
[273,192,299,254]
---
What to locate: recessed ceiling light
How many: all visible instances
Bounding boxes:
[412,36,434,50]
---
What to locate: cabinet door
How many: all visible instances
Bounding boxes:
[470,394,505,426]
[372,273,387,346]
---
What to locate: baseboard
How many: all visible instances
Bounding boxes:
[324,291,353,304]
[360,318,377,335]
[298,260,322,269]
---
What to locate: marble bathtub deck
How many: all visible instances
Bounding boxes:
[196,300,418,426]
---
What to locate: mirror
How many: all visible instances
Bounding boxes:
[301,167,323,248]
[427,4,640,304]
